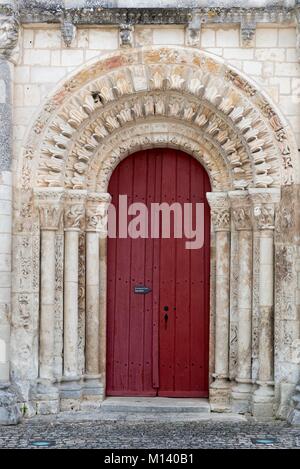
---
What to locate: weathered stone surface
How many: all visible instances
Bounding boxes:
[0,1,298,426]
[0,384,21,425]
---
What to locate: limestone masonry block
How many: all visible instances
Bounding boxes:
[34,29,62,49]
[200,28,216,48]
[256,28,278,47]
[255,48,285,62]
[243,60,263,76]
[278,28,296,48]
[61,50,84,67]
[89,30,118,50]
[24,49,51,66]
[31,67,67,84]
[276,62,300,77]
[153,28,185,45]
[216,28,239,47]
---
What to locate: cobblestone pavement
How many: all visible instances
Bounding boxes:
[0,413,299,449]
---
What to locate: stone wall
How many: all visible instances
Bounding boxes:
[0,1,299,423]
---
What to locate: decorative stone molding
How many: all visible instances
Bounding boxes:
[34,189,65,231]
[207,193,230,232]
[16,5,296,27]
[119,24,133,48]
[20,47,297,198]
[0,14,19,60]
[249,188,281,231]
[86,193,111,232]
[94,122,229,193]
[64,190,86,230]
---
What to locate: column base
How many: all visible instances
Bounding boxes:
[60,376,82,411]
[80,376,104,410]
[34,381,60,415]
[287,385,300,426]
[0,383,22,425]
[252,383,274,418]
[209,378,231,412]
[231,381,253,414]
[83,375,104,398]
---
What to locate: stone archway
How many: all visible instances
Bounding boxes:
[12,46,298,417]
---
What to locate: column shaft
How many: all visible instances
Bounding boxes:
[40,230,56,381]
[0,172,12,384]
[85,231,100,376]
[258,232,274,384]
[63,230,79,379]
[207,192,231,409]
[215,230,230,379]
[60,191,86,409]
[249,188,280,418]
[237,230,253,382]
[84,192,111,399]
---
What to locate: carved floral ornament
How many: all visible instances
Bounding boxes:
[20,47,298,197]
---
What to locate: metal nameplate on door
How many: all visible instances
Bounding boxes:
[134,286,152,294]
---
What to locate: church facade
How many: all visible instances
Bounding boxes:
[0,0,300,425]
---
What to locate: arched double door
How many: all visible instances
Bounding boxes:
[106,149,211,397]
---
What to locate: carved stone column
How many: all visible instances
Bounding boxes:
[60,190,86,408]
[249,188,280,418]
[229,192,253,413]
[207,192,231,409]
[34,188,64,413]
[0,12,21,425]
[84,193,111,401]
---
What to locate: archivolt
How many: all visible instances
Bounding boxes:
[20,46,298,193]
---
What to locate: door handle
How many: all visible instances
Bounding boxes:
[164,313,168,322]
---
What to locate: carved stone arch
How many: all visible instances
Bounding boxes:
[19,46,298,195]
[90,121,231,192]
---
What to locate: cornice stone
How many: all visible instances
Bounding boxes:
[4,5,296,27]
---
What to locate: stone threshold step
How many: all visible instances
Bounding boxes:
[101,397,211,413]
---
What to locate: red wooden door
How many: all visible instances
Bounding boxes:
[106,149,210,397]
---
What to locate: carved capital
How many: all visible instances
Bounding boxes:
[64,190,87,230]
[34,188,65,231]
[249,188,281,231]
[86,192,112,232]
[207,192,230,232]
[229,191,252,231]
[0,14,19,60]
